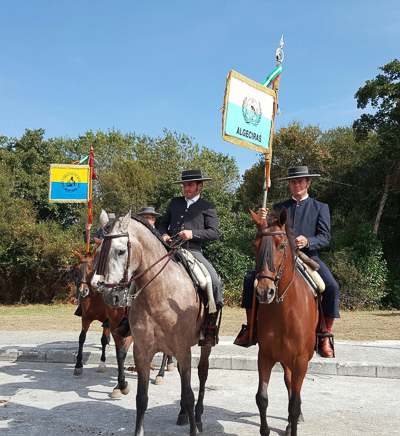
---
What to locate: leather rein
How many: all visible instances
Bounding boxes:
[101,232,183,300]
[255,228,296,303]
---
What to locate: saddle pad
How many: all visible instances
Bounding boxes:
[180,249,217,314]
[296,258,325,294]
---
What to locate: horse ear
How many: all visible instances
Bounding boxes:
[99,209,109,229]
[93,237,102,246]
[278,206,288,227]
[250,209,262,228]
[73,250,82,261]
[121,211,131,232]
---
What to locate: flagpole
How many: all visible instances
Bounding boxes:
[261,35,284,208]
[86,146,94,253]
[251,36,284,344]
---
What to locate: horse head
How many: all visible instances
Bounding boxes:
[73,246,99,298]
[250,207,290,304]
[93,210,139,308]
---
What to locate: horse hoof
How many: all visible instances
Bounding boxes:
[74,367,83,376]
[110,388,122,398]
[176,413,189,426]
[167,362,175,372]
[196,421,203,432]
[155,376,164,385]
[121,384,130,395]
[97,362,107,373]
[285,423,292,436]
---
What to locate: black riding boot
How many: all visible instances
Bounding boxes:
[74,305,82,317]
[199,310,220,347]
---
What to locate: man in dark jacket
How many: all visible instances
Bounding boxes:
[234,166,339,357]
[159,169,222,346]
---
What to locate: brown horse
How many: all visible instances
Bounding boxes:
[250,207,319,436]
[73,244,134,398]
[96,210,212,436]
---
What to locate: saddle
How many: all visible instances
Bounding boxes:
[295,251,325,296]
[173,248,217,314]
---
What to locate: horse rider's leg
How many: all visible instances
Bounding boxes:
[234,269,256,346]
[74,316,91,376]
[98,325,110,373]
[176,354,198,436]
[281,363,304,424]
[114,282,135,338]
[110,334,131,398]
[133,347,154,436]
[256,353,275,436]
[195,346,212,432]
[285,360,308,436]
[155,353,168,385]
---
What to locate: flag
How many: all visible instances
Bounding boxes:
[49,164,90,203]
[262,65,282,88]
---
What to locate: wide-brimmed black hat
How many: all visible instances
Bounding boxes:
[136,207,161,217]
[278,166,321,181]
[172,169,212,184]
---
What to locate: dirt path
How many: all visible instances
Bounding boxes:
[1,304,399,340]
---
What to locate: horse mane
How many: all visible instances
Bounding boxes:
[267,209,298,268]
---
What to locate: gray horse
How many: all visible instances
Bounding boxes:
[96,210,211,436]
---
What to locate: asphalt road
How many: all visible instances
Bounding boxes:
[1,361,399,436]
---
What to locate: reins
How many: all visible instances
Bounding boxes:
[100,231,186,300]
[255,228,296,303]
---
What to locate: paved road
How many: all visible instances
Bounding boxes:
[1,361,399,435]
[1,331,400,435]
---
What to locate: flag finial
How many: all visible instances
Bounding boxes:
[276,35,284,64]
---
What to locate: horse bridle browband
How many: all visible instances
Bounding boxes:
[255,228,296,303]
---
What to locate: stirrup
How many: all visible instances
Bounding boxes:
[316,331,335,358]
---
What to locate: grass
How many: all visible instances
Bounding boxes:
[1,303,400,340]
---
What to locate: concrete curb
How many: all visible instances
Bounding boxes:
[1,346,399,379]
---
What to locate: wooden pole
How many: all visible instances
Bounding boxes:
[86,146,94,253]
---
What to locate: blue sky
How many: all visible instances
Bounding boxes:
[1,1,399,175]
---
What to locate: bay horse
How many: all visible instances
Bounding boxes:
[73,242,134,398]
[95,210,212,436]
[250,207,319,436]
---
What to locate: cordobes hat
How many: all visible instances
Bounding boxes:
[172,169,212,184]
[278,166,321,181]
[136,207,161,218]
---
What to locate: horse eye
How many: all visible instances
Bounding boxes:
[118,250,126,256]
[279,244,286,250]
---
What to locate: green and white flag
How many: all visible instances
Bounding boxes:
[262,65,282,88]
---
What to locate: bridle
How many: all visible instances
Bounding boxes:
[77,259,95,297]
[97,232,184,300]
[255,227,296,303]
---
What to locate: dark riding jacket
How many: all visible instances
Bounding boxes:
[159,197,219,252]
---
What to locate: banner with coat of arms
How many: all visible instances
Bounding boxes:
[49,164,90,203]
[222,70,276,156]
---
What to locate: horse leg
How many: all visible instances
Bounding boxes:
[176,354,198,436]
[134,350,153,436]
[194,346,211,433]
[74,317,91,376]
[98,327,110,373]
[283,361,308,436]
[282,363,305,426]
[167,354,175,371]
[155,353,168,385]
[110,335,131,398]
[256,354,274,436]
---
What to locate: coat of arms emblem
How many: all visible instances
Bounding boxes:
[242,97,262,126]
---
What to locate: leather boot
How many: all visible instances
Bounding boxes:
[200,311,219,347]
[321,317,334,358]
[233,309,253,346]
[74,305,82,317]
